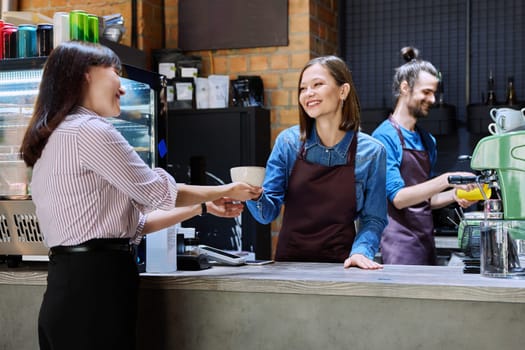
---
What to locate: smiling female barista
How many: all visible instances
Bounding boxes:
[246,56,387,269]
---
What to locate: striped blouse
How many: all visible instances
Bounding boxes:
[31,106,178,247]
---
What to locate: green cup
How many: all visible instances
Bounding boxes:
[87,15,99,43]
[69,10,88,41]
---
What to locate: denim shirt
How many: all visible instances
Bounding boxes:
[246,125,388,259]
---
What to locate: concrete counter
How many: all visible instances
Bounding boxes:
[137,263,525,349]
[2,262,525,349]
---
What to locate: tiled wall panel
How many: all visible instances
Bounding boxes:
[343,0,466,119]
[343,0,525,121]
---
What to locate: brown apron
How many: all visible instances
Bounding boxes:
[275,133,358,262]
[380,118,436,265]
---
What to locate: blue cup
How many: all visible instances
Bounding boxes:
[17,24,37,58]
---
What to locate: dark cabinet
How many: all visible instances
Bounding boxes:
[164,107,271,259]
[419,104,456,136]
[359,105,456,136]
[359,108,391,134]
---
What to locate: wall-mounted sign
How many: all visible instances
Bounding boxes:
[179,0,288,51]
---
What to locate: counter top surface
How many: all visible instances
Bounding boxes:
[140,262,525,302]
[2,261,525,303]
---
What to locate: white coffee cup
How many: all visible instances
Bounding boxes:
[488,122,502,135]
[230,166,265,186]
[489,107,525,133]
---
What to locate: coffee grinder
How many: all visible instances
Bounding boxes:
[469,130,525,278]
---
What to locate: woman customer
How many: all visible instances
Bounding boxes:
[246,55,388,269]
[20,41,261,350]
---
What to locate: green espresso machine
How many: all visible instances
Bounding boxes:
[470,130,525,278]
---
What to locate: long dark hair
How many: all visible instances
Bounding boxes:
[297,55,361,141]
[20,41,121,167]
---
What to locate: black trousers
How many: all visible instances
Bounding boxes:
[38,249,139,350]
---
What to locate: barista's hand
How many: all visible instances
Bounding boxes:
[207,198,244,218]
[344,254,383,270]
[224,182,263,201]
[453,191,479,209]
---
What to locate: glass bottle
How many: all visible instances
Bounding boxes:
[437,71,444,106]
[505,76,516,106]
[486,70,496,105]
[184,238,200,256]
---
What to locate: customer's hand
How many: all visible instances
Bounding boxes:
[344,253,383,270]
[225,182,263,201]
[208,198,244,218]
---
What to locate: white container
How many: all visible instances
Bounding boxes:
[177,226,196,239]
[195,77,209,109]
[207,75,229,108]
[145,224,178,273]
[180,67,198,79]
[53,12,70,48]
[158,62,176,79]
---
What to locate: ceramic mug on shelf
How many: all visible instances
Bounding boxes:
[488,122,502,135]
[489,107,525,134]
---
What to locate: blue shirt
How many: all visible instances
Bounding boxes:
[246,125,388,259]
[371,119,437,203]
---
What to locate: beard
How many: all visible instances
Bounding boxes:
[408,102,431,119]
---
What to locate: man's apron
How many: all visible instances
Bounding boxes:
[380,118,436,265]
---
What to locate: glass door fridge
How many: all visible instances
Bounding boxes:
[0,57,167,265]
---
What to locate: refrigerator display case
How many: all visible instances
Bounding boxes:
[0,57,167,262]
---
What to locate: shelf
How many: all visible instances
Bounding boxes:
[0,57,47,71]
[466,103,525,134]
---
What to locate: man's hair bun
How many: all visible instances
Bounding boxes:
[400,47,419,62]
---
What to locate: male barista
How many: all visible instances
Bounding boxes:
[372,47,477,265]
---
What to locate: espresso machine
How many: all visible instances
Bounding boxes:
[468,130,525,278]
